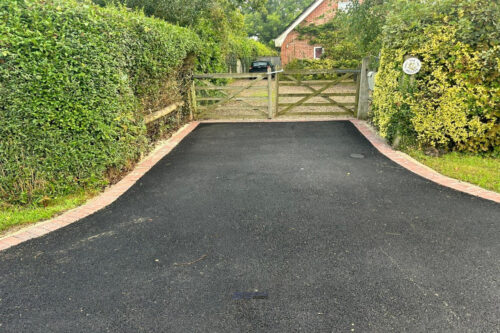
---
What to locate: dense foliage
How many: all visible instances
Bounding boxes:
[293,0,498,153]
[0,0,200,205]
[243,0,314,45]
[2,0,497,209]
[372,0,500,152]
[296,0,387,67]
[95,0,276,72]
[108,0,267,27]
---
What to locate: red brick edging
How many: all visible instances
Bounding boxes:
[350,119,500,204]
[0,122,200,252]
[1,119,497,252]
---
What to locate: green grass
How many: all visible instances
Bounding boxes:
[0,191,97,235]
[405,149,500,193]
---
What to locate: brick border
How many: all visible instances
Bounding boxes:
[0,122,200,252]
[2,118,497,252]
[351,119,500,204]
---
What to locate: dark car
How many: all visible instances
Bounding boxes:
[249,61,275,75]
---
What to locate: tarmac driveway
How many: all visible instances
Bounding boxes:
[1,121,499,332]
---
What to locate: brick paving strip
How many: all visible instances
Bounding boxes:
[1,119,498,252]
[350,119,500,204]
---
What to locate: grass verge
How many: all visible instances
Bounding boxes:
[0,191,97,236]
[405,149,500,193]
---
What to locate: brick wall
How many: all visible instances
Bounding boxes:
[280,0,339,66]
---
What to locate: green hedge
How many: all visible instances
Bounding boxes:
[192,9,276,74]
[0,0,200,205]
[372,0,499,153]
[285,58,360,70]
[225,37,277,73]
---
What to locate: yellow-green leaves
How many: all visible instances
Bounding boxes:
[372,0,499,153]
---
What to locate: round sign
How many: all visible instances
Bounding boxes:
[403,57,422,75]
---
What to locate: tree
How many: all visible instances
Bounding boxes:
[243,0,314,45]
[93,0,263,27]
[297,0,389,63]
[92,0,275,73]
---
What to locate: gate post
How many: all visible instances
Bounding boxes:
[189,80,197,121]
[357,57,370,120]
[275,70,280,118]
[267,68,273,119]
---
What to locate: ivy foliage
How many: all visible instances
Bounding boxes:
[372,0,500,153]
[0,0,200,205]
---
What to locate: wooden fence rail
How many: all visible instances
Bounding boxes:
[144,101,184,124]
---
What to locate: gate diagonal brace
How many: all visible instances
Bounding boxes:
[198,75,266,117]
[283,73,354,114]
[286,75,338,104]
[279,73,353,115]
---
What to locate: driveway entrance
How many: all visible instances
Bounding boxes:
[1,122,498,332]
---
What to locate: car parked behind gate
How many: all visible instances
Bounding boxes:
[249,61,275,74]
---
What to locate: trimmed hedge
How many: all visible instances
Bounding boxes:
[0,0,200,205]
[285,58,360,70]
[372,0,500,153]
[227,36,277,71]
[192,8,276,74]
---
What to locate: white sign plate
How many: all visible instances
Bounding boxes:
[403,57,422,75]
[367,71,376,90]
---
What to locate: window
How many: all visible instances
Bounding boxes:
[251,62,269,67]
[314,47,324,59]
[338,1,353,12]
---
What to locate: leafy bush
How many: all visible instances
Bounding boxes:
[296,0,388,67]
[227,36,277,71]
[243,0,313,46]
[372,0,500,152]
[0,0,200,205]
[285,58,360,71]
[94,0,275,73]
[283,58,360,82]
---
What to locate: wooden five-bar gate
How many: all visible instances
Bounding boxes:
[192,58,371,120]
[276,69,359,117]
[193,72,273,120]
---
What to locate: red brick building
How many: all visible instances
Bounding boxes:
[274,0,354,66]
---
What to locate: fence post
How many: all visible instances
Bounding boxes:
[275,70,280,118]
[190,80,197,121]
[354,67,361,117]
[267,68,273,119]
[357,57,370,120]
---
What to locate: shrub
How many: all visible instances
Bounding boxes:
[283,58,360,82]
[296,0,388,67]
[94,0,275,74]
[227,36,277,71]
[372,0,500,152]
[285,58,359,71]
[0,0,200,205]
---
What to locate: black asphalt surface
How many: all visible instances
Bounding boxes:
[1,121,499,332]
